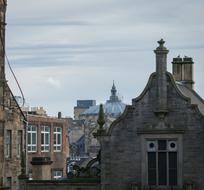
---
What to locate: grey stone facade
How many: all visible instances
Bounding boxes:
[97,40,204,190]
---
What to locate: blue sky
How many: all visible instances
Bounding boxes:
[5,0,204,117]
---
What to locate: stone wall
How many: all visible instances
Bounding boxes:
[19,178,100,190]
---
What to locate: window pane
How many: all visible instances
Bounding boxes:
[158,152,167,185]
[45,127,49,132]
[148,152,156,185]
[28,134,31,144]
[33,146,36,151]
[57,134,61,144]
[158,140,167,150]
[32,133,36,144]
[54,134,56,144]
[32,126,36,131]
[45,134,49,144]
[169,152,177,185]
[41,134,44,144]
[6,130,12,158]
[45,146,49,151]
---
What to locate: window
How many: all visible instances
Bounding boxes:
[41,126,50,152]
[27,125,37,152]
[53,170,63,179]
[17,130,22,157]
[53,127,62,152]
[6,177,12,190]
[147,140,178,187]
[5,130,12,158]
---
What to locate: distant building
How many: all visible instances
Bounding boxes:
[67,118,90,175]
[79,83,126,158]
[22,106,47,116]
[0,1,27,190]
[26,111,70,180]
[74,100,96,120]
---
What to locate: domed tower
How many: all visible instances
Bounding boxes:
[107,81,120,103]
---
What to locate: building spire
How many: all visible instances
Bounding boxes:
[107,81,120,103]
[111,80,116,96]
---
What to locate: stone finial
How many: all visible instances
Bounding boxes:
[97,104,105,130]
[158,38,165,46]
[93,104,106,138]
[155,38,168,52]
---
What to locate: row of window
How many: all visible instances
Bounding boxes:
[147,140,178,186]
[27,125,62,153]
[29,169,63,180]
[5,130,23,159]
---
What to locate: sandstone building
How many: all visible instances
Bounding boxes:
[0,1,27,189]
[26,110,69,180]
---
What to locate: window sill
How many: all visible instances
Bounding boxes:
[146,186,180,190]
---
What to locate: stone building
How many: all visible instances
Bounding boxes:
[95,39,204,190]
[0,1,27,189]
[26,111,69,180]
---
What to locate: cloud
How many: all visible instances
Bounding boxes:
[47,77,61,88]
[5,0,204,117]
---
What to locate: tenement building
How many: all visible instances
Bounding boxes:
[26,110,69,180]
[0,1,27,190]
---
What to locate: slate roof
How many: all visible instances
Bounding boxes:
[176,82,204,115]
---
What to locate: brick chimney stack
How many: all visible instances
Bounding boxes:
[172,56,194,89]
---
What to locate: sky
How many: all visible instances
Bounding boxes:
[5,0,204,117]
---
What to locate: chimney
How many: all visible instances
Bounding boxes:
[154,39,169,113]
[58,111,62,119]
[31,157,53,180]
[172,56,194,89]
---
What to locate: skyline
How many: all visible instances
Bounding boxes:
[5,0,204,117]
